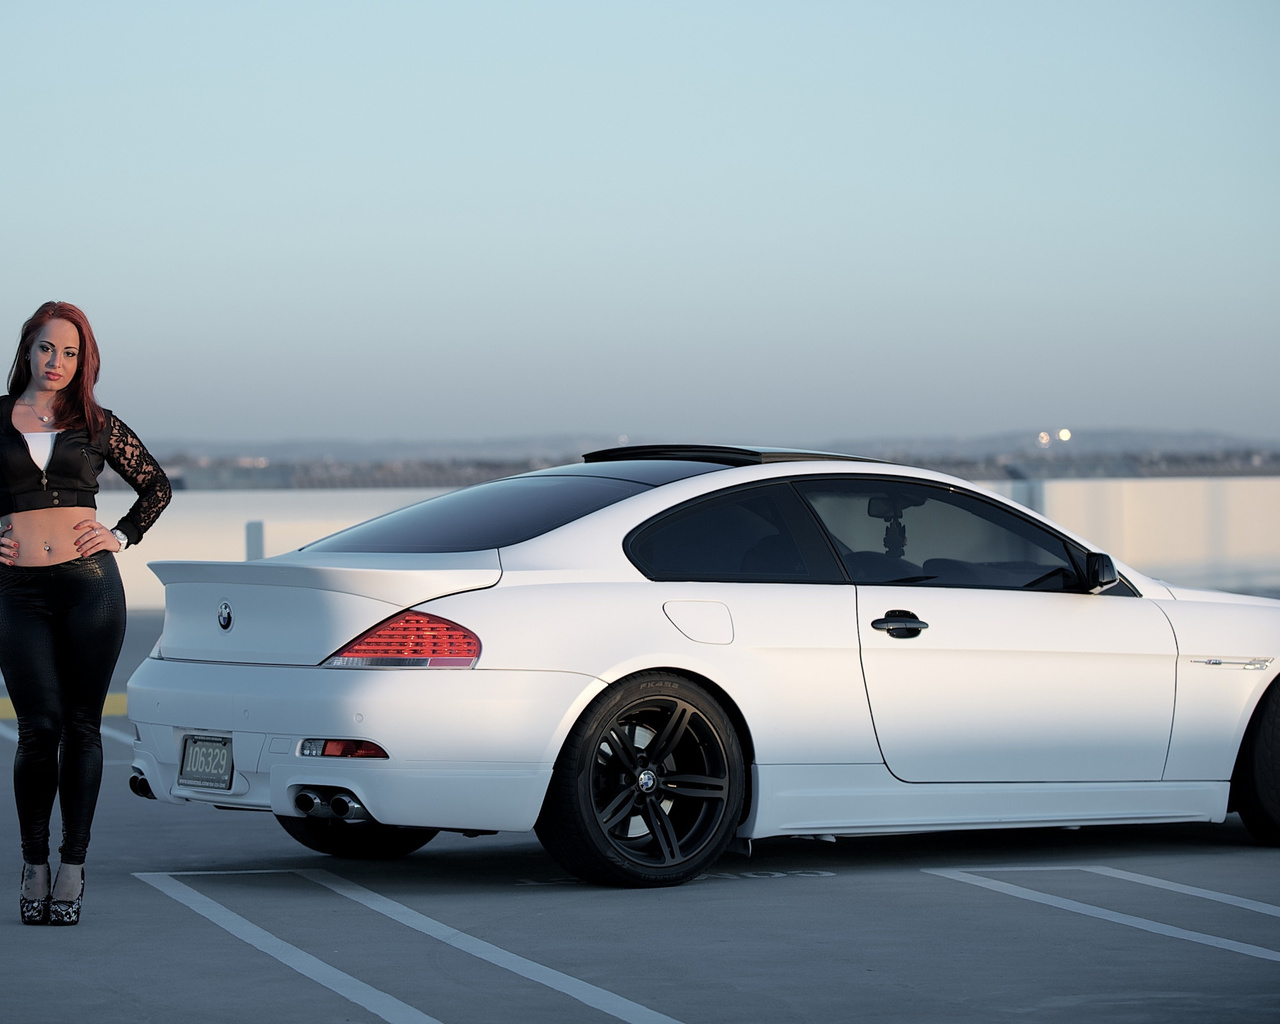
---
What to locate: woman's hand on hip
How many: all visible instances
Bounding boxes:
[0,523,15,565]
[74,520,122,557]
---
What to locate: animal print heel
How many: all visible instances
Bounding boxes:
[48,869,83,926]
[19,864,50,925]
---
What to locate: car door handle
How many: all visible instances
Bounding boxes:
[871,609,929,639]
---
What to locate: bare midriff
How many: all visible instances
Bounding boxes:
[2,507,96,565]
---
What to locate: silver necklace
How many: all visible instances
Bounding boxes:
[21,398,53,424]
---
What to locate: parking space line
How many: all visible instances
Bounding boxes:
[937,863,1280,917]
[161,868,295,876]
[1080,865,1280,917]
[300,868,685,1024]
[925,867,1280,963]
[135,872,443,1024]
[137,869,687,1024]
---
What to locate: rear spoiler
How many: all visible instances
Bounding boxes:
[149,549,501,607]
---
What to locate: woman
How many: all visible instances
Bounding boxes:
[1,301,171,925]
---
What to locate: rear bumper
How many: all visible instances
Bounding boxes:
[127,657,604,832]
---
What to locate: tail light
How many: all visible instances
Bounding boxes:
[324,611,480,668]
[300,739,388,758]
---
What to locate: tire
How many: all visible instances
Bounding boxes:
[275,815,439,859]
[1233,683,1280,846]
[535,672,745,887]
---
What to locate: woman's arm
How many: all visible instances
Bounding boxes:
[103,414,173,545]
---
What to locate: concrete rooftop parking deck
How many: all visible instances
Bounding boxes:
[1,751,1278,1023]
[2,615,1279,1023]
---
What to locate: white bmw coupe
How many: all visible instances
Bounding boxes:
[128,445,1280,886]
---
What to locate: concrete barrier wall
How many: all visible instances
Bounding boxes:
[979,476,1280,593]
[1046,477,1280,591]
[99,477,1280,611]
[97,488,446,610]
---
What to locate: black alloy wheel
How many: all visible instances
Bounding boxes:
[275,815,439,859]
[1233,682,1280,845]
[536,673,745,887]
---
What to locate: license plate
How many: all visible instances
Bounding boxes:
[178,735,233,790]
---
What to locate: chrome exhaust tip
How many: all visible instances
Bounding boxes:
[129,771,155,799]
[329,793,369,820]
[295,790,323,815]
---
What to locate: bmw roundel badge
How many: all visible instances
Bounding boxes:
[217,602,234,631]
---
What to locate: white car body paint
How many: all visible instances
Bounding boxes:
[128,660,605,831]
[128,455,1280,851]
[741,764,1227,838]
[1156,592,1280,781]
[152,552,502,665]
[857,586,1178,782]
[427,580,881,766]
[662,601,734,644]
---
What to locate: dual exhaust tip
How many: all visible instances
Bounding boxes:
[294,789,369,821]
[128,770,366,825]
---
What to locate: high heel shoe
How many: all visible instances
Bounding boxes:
[49,866,83,926]
[19,863,51,926]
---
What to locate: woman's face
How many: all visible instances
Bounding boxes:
[28,319,80,394]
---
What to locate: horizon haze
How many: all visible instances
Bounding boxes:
[2,2,1276,446]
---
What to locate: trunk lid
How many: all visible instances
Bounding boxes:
[150,550,501,665]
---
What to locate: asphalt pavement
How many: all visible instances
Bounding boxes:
[1,614,1278,1023]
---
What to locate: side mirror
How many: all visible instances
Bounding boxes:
[1086,552,1118,594]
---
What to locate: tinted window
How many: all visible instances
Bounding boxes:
[306,475,649,553]
[627,483,844,583]
[794,478,1083,591]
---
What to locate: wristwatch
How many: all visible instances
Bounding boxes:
[111,528,129,549]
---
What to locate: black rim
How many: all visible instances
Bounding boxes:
[589,695,731,868]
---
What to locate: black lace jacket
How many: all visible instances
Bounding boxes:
[0,396,172,545]
[99,414,173,544]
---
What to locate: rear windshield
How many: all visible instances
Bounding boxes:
[304,474,650,553]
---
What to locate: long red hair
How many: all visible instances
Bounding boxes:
[8,301,107,436]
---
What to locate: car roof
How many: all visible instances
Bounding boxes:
[581,444,887,467]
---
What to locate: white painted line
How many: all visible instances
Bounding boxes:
[134,872,443,1024]
[1080,865,1280,918]
[300,869,686,1024]
[0,721,17,743]
[940,863,1280,918]
[163,869,296,877]
[925,868,1280,963]
[99,724,135,746]
[947,864,1096,872]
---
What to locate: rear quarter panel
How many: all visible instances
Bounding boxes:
[425,576,884,767]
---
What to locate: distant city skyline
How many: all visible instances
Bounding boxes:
[144,425,1280,464]
[2,2,1276,444]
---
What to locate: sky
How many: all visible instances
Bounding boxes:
[1,1,1276,447]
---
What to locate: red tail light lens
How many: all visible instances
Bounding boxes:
[300,738,389,758]
[325,611,480,668]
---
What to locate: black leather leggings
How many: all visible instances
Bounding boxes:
[0,552,126,865]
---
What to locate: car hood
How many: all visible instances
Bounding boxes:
[1161,583,1280,607]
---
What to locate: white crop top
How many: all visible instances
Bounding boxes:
[23,431,58,471]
